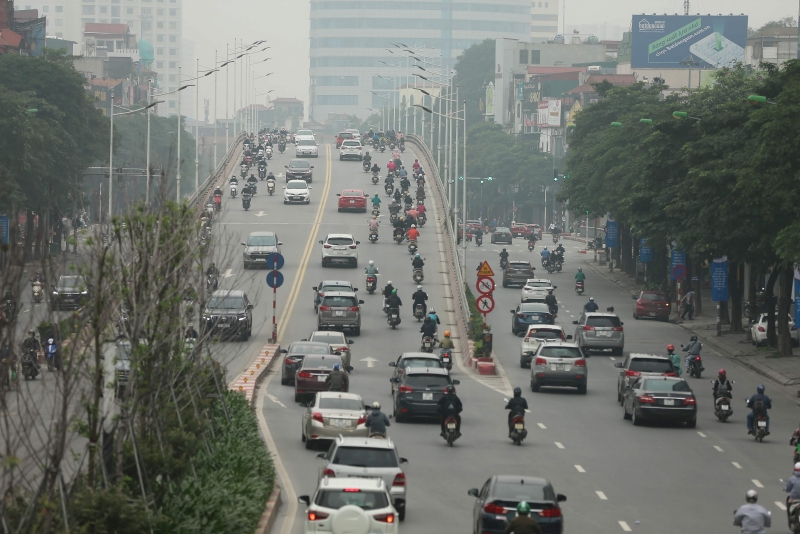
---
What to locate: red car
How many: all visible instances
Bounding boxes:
[294,353,350,402]
[633,290,671,321]
[511,223,532,238]
[337,189,368,212]
[335,131,354,148]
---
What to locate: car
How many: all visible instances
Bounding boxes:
[297,128,314,137]
[519,325,571,368]
[51,275,91,310]
[345,128,362,141]
[468,475,566,534]
[632,290,671,321]
[511,222,532,238]
[320,234,359,267]
[623,376,697,427]
[284,179,312,205]
[390,368,460,423]
[530,342,587,393]
[201,290,253,341]
[520,278,555,303]
[503,261,535,288]
[572,312,624,355]
[337,189,368,212]
[280,341,335,385]
[317,291,364,335]
[285,159,314,183]
[301,392,368,447]
[339,139,363,161]
[750,313,800,347]
[306,330,354,369]
[491,227,513,244]
[313,280,357,311]
[294,353,350,402]
[335,131,355,148]
[298,477,399,533]
[388,352,445,393]
[241,231,282,269]
[615,353,677,403]
[295,138,319,157]
[466,220,483,233]
[316,436,409,521]
[511,302,554,334]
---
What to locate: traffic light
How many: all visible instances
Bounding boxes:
[487,176,493,181]
[458,176,464,181]
[563,173,570,180]
[553,169,559,182]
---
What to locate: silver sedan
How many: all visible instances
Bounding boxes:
[300,391,368,448]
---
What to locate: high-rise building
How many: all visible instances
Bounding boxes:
[530,0,559,42]
[309,0,532,121]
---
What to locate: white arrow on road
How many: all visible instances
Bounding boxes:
[255,211,266,217]
[221,269,234,278]
[360,357,378,368]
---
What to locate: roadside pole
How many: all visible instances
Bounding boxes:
[266,253,285,343]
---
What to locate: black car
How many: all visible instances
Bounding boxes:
[390,368,459,422]
[491,227,513,244]
[279,341,333,385]
[511,302,554,334]
[623,376,697,427]
[201,290,253,341]
[468,475,566,534]
[51,275,91,310]
[285,159,314,183]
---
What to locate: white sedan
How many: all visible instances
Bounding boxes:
[296,138,319,158]
[750,313,800,346]
[520,278,556,303]
[284,180,311,204]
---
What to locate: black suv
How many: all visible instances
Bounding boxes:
[202,290,253,341]
[285,159,314,183]
[391,368,459,422]
[51,275,91,310]
[502,261,535,288]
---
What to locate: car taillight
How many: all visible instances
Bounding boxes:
[398,385,414,393]
[347,307,359,312]
[639,395,655,404]
[322,468,335,477]
[392,473,406,487]
[483,502,505,514]
[349,244,357,249]
[517,313,527,318]
[582,326,595,331]
[308,511,329,521]
[356,415,366,425]
[312,412,324,423]
[285,358,295,365]
[624,370,640,377]
[534,357,547,366]
[373,512,395,523]
[323,244,332,248]
[523,286,532,291]
[612,326,624,331]
[337,347,349,352]
[662,372,677,377]
[319,306,331,311]
[757,326,765,332]
[344,488,361,492]
[298,371,312,378]
[523,336,530,342]
[574,359,586,367]
[683,397,697,405]
[538,507,562,518]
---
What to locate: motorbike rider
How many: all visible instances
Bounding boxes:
[505,501,543,534]
[713,369,733,400]
[544,289,558,317]
[371,193,381,210]
[206,261,220,278]
[325,363,348,392]
[229,175,239,186]
[365,260,379,276]
[527,232,537,248]
[575,267,586,285]
[393,188,402,204]
[499,248,510,266]
[439,331,454,350]
[22,330,41,354]
[386,159,396,175]
[428,307,440,326]
[436,385,463,437]
[407,225,420,242]
[368,215,380,235]
[412,159,421,173]
[386,288,403,315]
[2,290,15,317]
[32,272,45,284]
[371,162,381,176]
[185,323,199,340]
[785,463,800,526]
[417,202,426,219]
[553,243,565,262]
[365,401,390,437]
[411,253,425,272]
[411,285,428,317]
[363,151,372,166]
[382,280,395,311]
[505,387,529,437]
[247,173,258,191]
[213,185,223,198]
[733,490,771,534]
[584,297,599,312]
[684,335,703,373]
[388,199,402,219]
[667,344,681,377]
[397,166,408,180]
[747,384,772,436]
[540,246,550,266]
[400,175,411,193]
[405,212,417,229]
[420,316,437,343]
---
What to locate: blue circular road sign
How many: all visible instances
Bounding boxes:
[266,271,284,289]
[265,253,285,270]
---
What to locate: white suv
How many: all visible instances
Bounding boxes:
[339,140,363,161]
[320,234,359,268]
[296,138,319,158]
[520,278,556,303]
[298,477,398,533]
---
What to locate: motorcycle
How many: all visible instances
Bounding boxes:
[265,146,273,160]
[394,232,405,245]
[753,412,768,442]
[418,213,427,227]
[475,234,482,247]
[552,234,560,244]
[389,142,396,150]
[387,308,401,329]
[528,241,535,251]
[712,383,734,422]
[31,281,43,303]
[408,241,418,255]
[421,335,435,353]
[788,499,800,534]
[413,268,424,284]
[248,182,258,195]
[372,173,380,185]
[682,343,704,378]
[371,207,380,217]
[379,143,386,153]
[505,402,528,446]
[245,155,252,166]
[369,230,379,244]
[213,194,222,211]
[575,280,585,295]
[443,415,459,446]
[500,257,508,270]
[242,193,251,211]
[267,179,276,196]
[389,211,398,223]
[399,143,405,153]
[414,304,425,322]
[439,348,453,371]
[45,339,60,371]
[258,167,267,180]
[240,165,248,178]
[230,184,238,198]
[385,183,395,196]
[363,160,371,172]
[21,350,38,380]
[366,275,377,294]
[278,143,286,154]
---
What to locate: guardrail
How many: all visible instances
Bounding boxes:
[188,132,247,209]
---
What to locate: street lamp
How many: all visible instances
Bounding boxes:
[679,55,701,90]
[672,111,700,120]
[748,95,777,105]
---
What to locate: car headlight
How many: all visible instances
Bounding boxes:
[81,291,88,295]
[238,314,247,321]
[52,291,59,295]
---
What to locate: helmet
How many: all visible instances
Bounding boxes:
[578,268,583,272]
[444,331,451,337]
[589,297,594,301]
[28,330,35,335]
[690,335,698,342]
[372,401,381,410]
[757,384,765,393]
[210,261,215,267]
[417,285,422,290]
[366,151,370,155]
[429,307,435,313]
[392,289,397,295]
[667,344,675,352]
[513,387,522,397]
[372,215,377,219]
[388,280,393,285]
[746,489,758,503]
[503,248,506,251]
[544,246,548,250]
[424,316,431,323]
[411,224,417,228]
[718,369,726,378]
[369,260,374,266]
[547,289,554,293]
[415,253,420,258]
[446,385,456,394]
[333,363,341,371]
[516,501,531,515]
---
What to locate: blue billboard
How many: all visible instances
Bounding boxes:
[631,15,747,69]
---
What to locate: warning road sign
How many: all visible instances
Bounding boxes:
[477,261,495,277]
[476,295,495,314]
[476,277,495,295]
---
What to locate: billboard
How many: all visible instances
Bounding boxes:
[631,15,747,69]
[537,101,548,127]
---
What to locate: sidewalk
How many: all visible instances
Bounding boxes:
[580,253,800,387]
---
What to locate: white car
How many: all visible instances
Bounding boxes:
[300,392,368,446]
[320,234,359,268]
[297,129,314,137]
[298,477,398,534]
[296,138,319,158]
[284,179,311,204]
[345,128,362,141]
[339,140,363,161]
[750,313,800,347]
[519,325,571,368]
[520,278,556,303]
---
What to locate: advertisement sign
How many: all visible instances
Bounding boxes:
[546,100,562,127]
[710,256,729,302]
[795,269,800,328]
[522,81,542,113]
[605,221,618,248]
[631,15,747,69]
[485,82,494,116]
[670,249,686,280]
[537,101,549,127]
[639,238,652,263]
[517,83,524,102]
[0,215,8,245]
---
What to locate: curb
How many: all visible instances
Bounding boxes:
[735,356,800,387]
[255,479,283,534]
[229,343,281,408]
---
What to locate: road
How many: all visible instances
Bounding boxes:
[210,142,796,533]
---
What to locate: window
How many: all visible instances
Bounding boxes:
[141,7,151,14]
[55,18,63,25]
[169,74,176,81]
[55,32,62,37]
[519,49,528,64]
[531,50,541,64]
[42,5,49,12]
[81,5,95,14]
[141,20,150,29]
[156,60,164,68]
[545,2,548,6]
[156,47,164,55]
[55,5,62,11]
[169,21,176,29]
[99,5,107,13]
[111,5,119,15]
[169,8,176,15]
[169,101,176,109]
[156,34,164,42]
[169,61,176,68]
[81,17,95,25]
[169,34,176,42]
[169,48,177,55]
[315,95,358,106]
[156,21,164,28]
[313,76,359,87]
[125,7,132,13]
[538,1,542,5]
[156,8,163,15]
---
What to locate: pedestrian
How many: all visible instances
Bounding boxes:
[681,289,695,320]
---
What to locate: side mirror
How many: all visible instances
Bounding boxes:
[284,165,288,168]
[557,494,567,502]
[346,366,353,372]
[312,286,318,291]
[631,295,638,300]
[400,457,408,464]
[614,362,623,368]
[334,351,342,355]
[319,240,324,245]
[606,306,615,312]
[299,401,308,407]
[468,488,480,498]
[356,241,361,245]
[389,362,396,367]
[353,288,359,292]
[620,322,624,326]
[280,349,288,353]
[246,304,254,310]
[278,242,283,246]
[298,495,311,505]
[452,380,460,385]
[311,166,314,169]
[517,332,525,337]
[316,452,326,460]
[572,320,579,325]
[348,340,354,344]
[390,378,399,383]
[553,286,557,289]
[282,186,286,189]
[336,193,341,197]
[241,242,246,246]
[566,335,573,340]
[358,300,364,304]
[301,339,308,342]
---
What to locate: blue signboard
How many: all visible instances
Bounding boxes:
[0,216,8,245]
[605,221,618,248]
[266,271,284,289]
[639,238,652,263]
[631,15,747,69]
[265,252,284,270]
[795,269,800,328]
[710,257,729,302]
[670,249,686,280]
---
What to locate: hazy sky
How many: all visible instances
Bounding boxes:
[184,0,798,123]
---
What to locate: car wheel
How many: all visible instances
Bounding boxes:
[520,358,527,368]
[294,393,301,402]
[281,376,288,386]
[577,384,587,395]
[686,418,697,428]
[243,262,249,270]
[623,403,632,420]
[397,502,406,522]
[353,327,361,336]
[394,404,405,423]
[633,312,639,320]
[632,409,642,426]
[531,379,540,392]
[337,208,342,212]
[301,424,306,442]
[502,280,508,288]
[322,260,327,267]
[339,156,343,161]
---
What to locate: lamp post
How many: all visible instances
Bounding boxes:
[679,55,701,89]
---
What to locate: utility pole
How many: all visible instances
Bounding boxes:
[684,0,690,16]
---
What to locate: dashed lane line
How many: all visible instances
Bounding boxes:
[714,445,724,452]
[776,501,787,511]
[537,423,546,429]
[596,491,608,500]
[555,442,565,449]
[752,479,764,488]
[619,521,632,532]
[575,465,585,473]
[732,462,742,469]
[697,432,707,437]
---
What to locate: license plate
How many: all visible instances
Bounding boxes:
[216,323,230,328]
[424,342,431,348]
[649,312,656,317]
[663,399,675,406]
[555,364,565,371]
[350,200,355,204]
[721,405,729,410]
[514,423,524,430]
[423,393,433,400]
[442,357,450,363]
[317,375,326,382]
[447,422,456,429]
[335,311,345,317]
[758,420,767,427]
[598,331,611,337]
[330,419,347,428]
[392,314,398,319]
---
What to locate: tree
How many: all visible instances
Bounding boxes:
[453,39,495,127]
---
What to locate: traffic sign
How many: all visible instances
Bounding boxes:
[476,277,495,295]
[477,261,495,277]
[512,206,518,213]
[266,253,285,270]
[476,295,495,314]
[266,271,285,288]
[672,264,686,280]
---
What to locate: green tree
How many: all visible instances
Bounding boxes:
[453,39,495,127]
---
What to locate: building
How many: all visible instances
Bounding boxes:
[746,27,798,69]
[530,0,559,42]
[309,0,532,121]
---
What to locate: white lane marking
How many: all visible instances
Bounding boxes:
[360,357,377,368]
[776,501,787,511]
[697,431,706,437]
[596,491,608,500]
[619,521,632,532]
[575,465,585,473]
[569,314,575,318]
[254,210,266,217]
[555,442,565,449]
[732,462,742,469]
[265,393,286,408]
[23,309,30,313]
[524,409,531,413]
[609,357,616,361]
[537,423,546,429]
[714,445,724,452]
[752,479,764,488]
[221,269,234,278]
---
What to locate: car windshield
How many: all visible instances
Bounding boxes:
[297,130,312,136]
[404,375,450,388]
[496,228,511,233]
[509,263,532,271]
[289,161,310,169]
[402,358,442,369]
[207,296,245,309]
[526,281,552,288]
[321,296,358,308]
[526,329,564,339]
[320,283,351,293]
[289,343,330,355]
[520,303,550,313]
[298,139,316,146]
[343,191,363,197]
[539,347,583,359]
[116,342,132,361]
[287,181,307,189]
[318,397,363,410]
[641,293,668,301]
[332,447,398,467]
[326,237,354,246]
[339,133,353,138]
[58,276,84,288]
[586,316,622,327]
[303,356,341,369]
[643,379,691,392]
[310,333,346,345]
[247,235,276,246]
[315,489,389,510]
[493,482,554,502]
[629,358,674,373]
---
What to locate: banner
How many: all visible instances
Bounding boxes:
[537,101,548,127]
[0,215,8,245]
[670,249,686,280]
[710,256,729,302]
[546,100,562,127]
[605,221,618,248]
[485,83,494,116]
[639,238,652,263]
